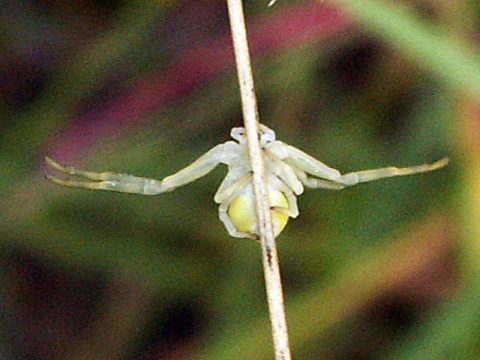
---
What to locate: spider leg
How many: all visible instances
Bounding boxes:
[264,148,304,195]
[214,168,250,204]
[45,157,165,194]
[291,167,346,190]
[45,143,226,195]
[217,174,257,239]
[295,157,449,189]
[219,201,258,239]
[300,177,346,190]
[335,158,449,186]
[283,144,342,181]
[161,144,225,190]
[280,142,448,188]
[267,174,299,218]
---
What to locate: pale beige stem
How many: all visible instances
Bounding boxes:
[225,0,292,359]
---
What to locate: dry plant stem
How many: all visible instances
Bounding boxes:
[225,0,292,359]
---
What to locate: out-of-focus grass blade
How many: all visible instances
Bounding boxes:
[332,0,480,99]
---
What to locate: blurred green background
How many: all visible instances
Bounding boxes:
[1,0,477,359]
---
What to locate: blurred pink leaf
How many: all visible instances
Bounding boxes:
[51,2,351,159]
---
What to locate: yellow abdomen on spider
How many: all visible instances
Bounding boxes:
[228,187,290,237]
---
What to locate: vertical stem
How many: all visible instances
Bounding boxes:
[225,1,292,359]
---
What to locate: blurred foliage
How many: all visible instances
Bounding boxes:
[0,0,477,359]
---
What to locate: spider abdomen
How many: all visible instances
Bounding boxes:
[227,186,290,237]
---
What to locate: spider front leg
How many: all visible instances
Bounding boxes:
[160,144,225,190]
[45,143,226,195]
[45,157,166,194]
[334,158,449,187]
[284,147,448,190]
[281,143,448,189]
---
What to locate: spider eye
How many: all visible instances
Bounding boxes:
[231,127,247,142]
[259,124,275,143]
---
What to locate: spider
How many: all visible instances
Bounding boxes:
[45,124,448,239]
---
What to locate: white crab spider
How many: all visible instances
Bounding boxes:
[45,124,448,239]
